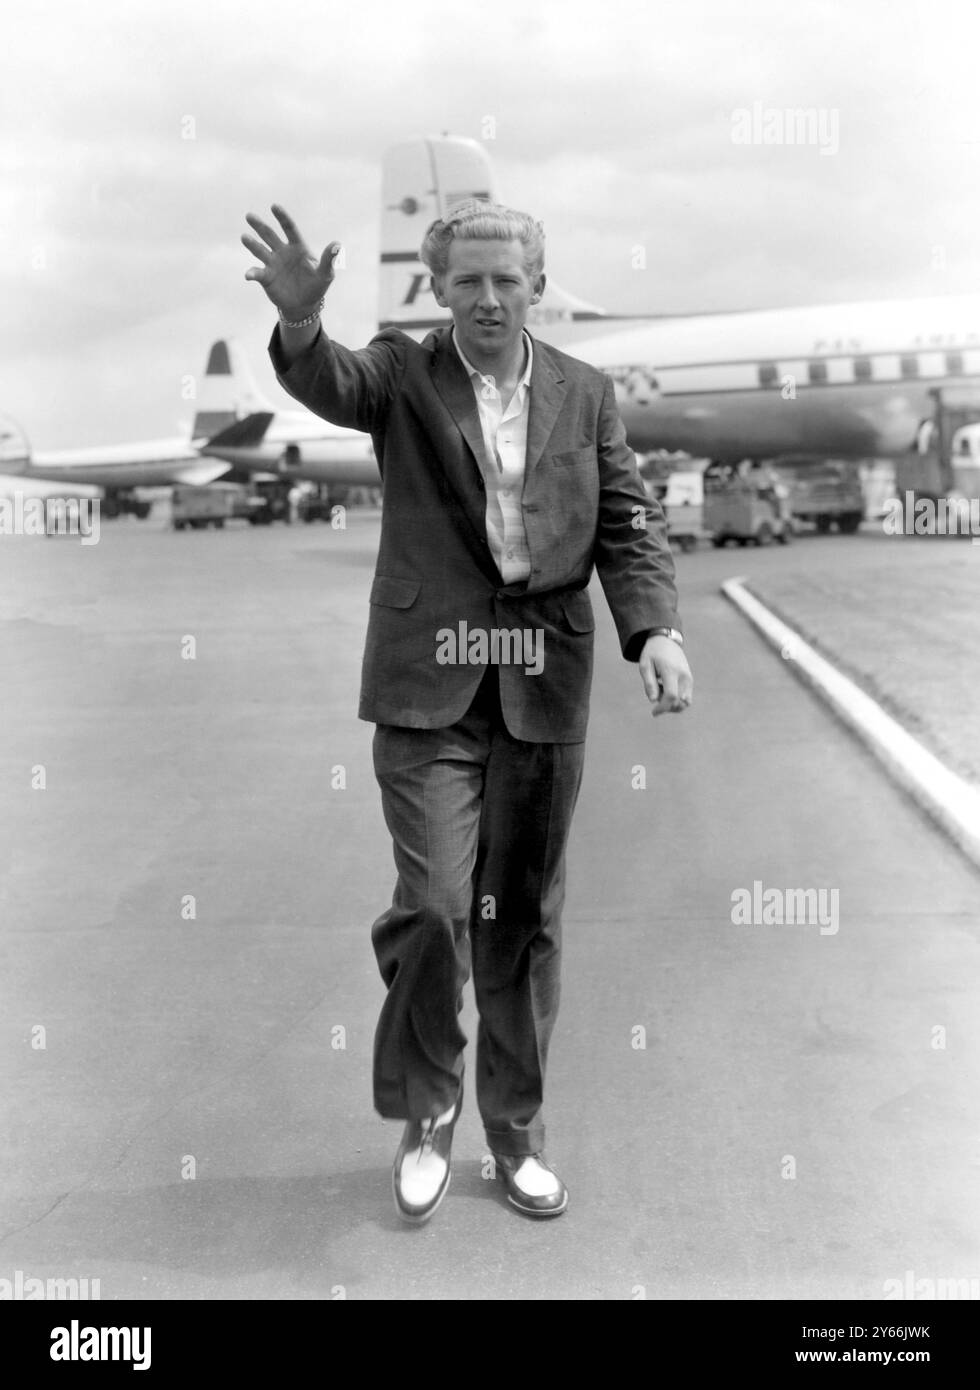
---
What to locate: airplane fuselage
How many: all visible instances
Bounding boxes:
[21,439,227,490]
[205,435,380,485]
[200,407,379,484]
[561,293,980,460]
[26,444,200,494]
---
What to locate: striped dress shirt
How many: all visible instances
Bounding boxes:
[452,327,533,584]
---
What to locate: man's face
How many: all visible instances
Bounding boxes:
[432,238,545,367]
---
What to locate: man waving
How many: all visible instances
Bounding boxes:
[242,197,692,1222]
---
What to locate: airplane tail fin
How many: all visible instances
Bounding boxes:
[0,414,31,474]
[378,136,608,338]
[202,411,276,449]
[190,339,274,441]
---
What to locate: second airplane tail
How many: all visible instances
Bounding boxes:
[378,136,608,338]
[191,339,275,441]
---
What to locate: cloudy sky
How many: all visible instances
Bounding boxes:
[2,0,978,447]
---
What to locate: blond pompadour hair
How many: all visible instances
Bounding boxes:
[420,199,545,280]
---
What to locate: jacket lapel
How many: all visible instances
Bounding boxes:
[428,330,490,480]
[524,338,567,478]
[427,330,500,581]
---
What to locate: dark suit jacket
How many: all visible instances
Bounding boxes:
[270,324,681,742]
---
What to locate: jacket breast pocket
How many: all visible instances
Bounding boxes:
[551,446,597,468]
[369,574,421,609]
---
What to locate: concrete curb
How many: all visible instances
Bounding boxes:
[721,575,980,874]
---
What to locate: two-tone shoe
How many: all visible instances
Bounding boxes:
[392,1084,463,1224]
[491,1151,568,1217]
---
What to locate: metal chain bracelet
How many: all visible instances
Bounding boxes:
[278,300,324,329]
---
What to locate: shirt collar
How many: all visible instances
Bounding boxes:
[451,326,533,392]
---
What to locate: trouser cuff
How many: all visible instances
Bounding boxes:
[484,1125,545,1158]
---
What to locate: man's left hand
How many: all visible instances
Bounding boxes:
[639,635,694,717]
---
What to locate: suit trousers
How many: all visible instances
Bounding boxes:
[370,666,586,1157]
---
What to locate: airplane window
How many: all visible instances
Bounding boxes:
[808,360,828,385]
[900,354,919,379]
[945,351,964,375]
[853,356,872,381]
[757,362,778,387]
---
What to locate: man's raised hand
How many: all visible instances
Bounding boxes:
[242,205,340,319]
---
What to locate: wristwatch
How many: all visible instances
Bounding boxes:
[649,627,684,646]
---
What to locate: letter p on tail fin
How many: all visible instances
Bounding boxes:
[379,137,496,338]
[191,338,274,442]
[378,136,608,341]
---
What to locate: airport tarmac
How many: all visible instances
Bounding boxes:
[1,512,979,1300]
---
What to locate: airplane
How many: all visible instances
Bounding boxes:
[196,339,378,488]
[212,135,980,485]
[0,340,259,517]
[377,137,980,464]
